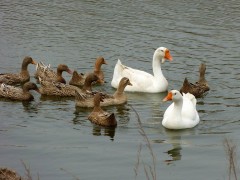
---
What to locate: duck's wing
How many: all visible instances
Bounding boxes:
[0,73,21,85]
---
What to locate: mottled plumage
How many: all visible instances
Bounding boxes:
[35,62,72,84]
[39,73,99,97]
[180,63,210,98]
[0,57,37,85]
[0,82,39,101]
[88,92,117,127]
[69,56,107,86]
[75,77,132,107]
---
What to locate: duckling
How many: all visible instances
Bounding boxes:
[35,63,72,84]
[88,92,117,127]
[0,82,40,101]
[0,56,37,85]
[69,56,107,86]
[39,73,99,97]
[180,63,210,98]
[75,77,132,107]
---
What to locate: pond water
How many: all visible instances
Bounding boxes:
[0,0,240,179]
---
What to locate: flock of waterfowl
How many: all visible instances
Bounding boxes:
[0,47,210,130]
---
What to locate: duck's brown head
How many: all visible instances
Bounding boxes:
[23,82,40,93]
[57,64,73,74]
[94,57,107,71]
[83,73,99,91]
[120,77,132,86]
[117,77,132,93]
[199,63,206,73]
[22,56,37,70]
[198,63,207,83]
[85,73,99,85]
[94,92,104,102]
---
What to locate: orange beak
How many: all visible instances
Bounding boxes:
[163,92,173,102]
[164,49,173,61]
[32,60,37,65]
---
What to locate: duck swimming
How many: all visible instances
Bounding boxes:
[162,90,200,130]
[0,82,40,101]
[35,63,72,84]
[69,56,107,86]
[88,92,117,127]
[0,56,37,85]
[111,47,173,93]
[75,77,132,107]
[39,73,99,97]
[69,70,85,87]
[180,63,210,98]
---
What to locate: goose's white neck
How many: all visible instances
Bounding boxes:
[172,97,183,117]
[152,53,164,78]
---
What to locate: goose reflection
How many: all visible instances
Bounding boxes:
[164,132,182,165]
[163,129,196,165]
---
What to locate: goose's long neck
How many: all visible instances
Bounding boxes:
[152,53,163,78]
[173,98,183,117]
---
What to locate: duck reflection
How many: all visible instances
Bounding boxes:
[115,104,130,126]
[92,125,116,141]
[21,100,39,114]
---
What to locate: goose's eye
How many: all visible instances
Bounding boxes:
[160,50,164,52]
[174,93,177,95]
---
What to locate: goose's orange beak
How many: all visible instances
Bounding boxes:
[163,92,173,101]
[164,49,173,61]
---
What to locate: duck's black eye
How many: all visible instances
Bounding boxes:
[174,93,177,95]
[160,49,164,52]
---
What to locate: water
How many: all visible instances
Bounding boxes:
[0,0,240,179]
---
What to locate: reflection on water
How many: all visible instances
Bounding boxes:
[164,134,182,165]
[92,125,116,141]
[73,104,130,140]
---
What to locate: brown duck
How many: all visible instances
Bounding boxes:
[88,92,117,127]
[75,77,132,107]
[39,73,99,97]
[69,70,85,87]
[0,168,21,180]
[180,63,210,98]
[35,63,72,84]
[69,56,107,86]
[0,82,40,101]
[0,56,37,85]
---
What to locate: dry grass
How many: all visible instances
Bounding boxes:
[130,105,157,180]
[21,160,40,180]
[224,138,239,180]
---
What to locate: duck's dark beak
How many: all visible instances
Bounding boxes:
[32,60,37,65]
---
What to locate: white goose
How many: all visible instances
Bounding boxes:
[111,47,173,93]
[162,90,200,130]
